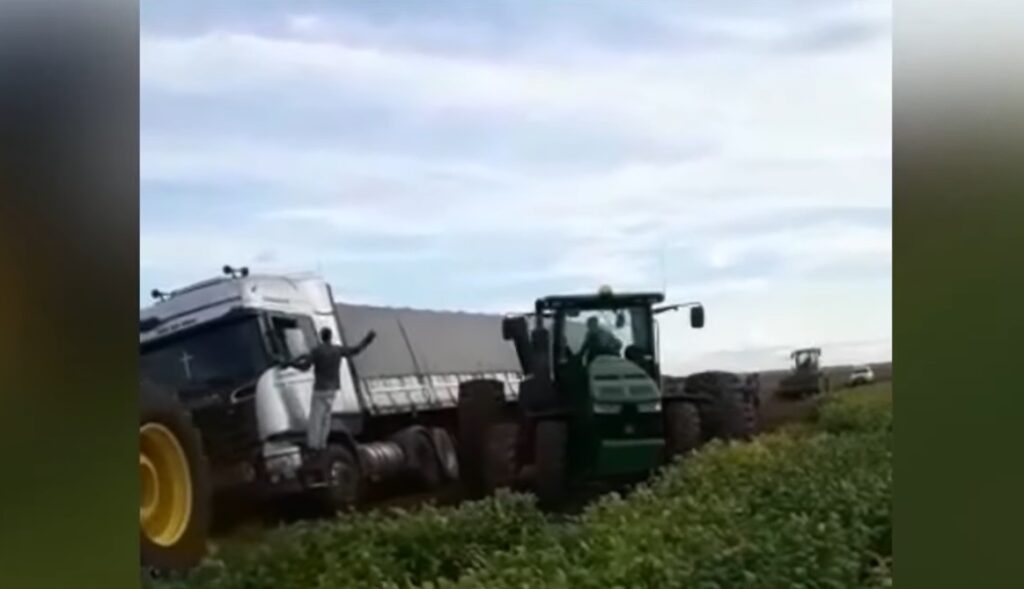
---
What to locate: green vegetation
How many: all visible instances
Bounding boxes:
[161,384,893,589]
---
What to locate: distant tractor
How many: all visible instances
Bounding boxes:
[456,287,756,507]
[776,347,831,399]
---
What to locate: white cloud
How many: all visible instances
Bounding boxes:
[141,3,892,369]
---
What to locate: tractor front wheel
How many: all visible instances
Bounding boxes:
[483,423,519,492]
[533,421,568,508]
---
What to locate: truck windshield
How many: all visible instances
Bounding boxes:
[140,316,269,391]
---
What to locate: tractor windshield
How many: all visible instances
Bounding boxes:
[560,306,653,364]
[794,351,819,369]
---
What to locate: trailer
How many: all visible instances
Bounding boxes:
[139,267,522,569]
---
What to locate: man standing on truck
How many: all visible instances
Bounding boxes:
[286,327,377,454]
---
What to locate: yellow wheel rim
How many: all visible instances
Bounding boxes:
[140,423,193,547]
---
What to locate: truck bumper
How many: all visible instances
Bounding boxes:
[594,438,665,477]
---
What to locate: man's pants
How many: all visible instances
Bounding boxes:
[307,388,338,451]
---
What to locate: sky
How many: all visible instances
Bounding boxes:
[140,0,892,374]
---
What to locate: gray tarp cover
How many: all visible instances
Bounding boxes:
[335,303,523,379]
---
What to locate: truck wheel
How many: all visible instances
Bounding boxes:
[313,444,361,514]
[483,423,519,492]
[140,380,211,571]
[534,421,568,508]
[457,379,506,497]
[664,401,702,460]
[430,427,460,482]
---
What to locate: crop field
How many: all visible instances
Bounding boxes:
[156,383,893,589]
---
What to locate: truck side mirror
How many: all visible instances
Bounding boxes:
[690,305,705,329]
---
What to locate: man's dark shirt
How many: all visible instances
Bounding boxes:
[302,343,362,391]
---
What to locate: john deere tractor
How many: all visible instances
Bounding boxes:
[776,347,831,399]
[457,287,748,507]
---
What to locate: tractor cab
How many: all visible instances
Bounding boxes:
[494,286,705,504]
[777,347,830,399]
[791,348,822,372]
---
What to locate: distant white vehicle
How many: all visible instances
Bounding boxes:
[847,365,875,387]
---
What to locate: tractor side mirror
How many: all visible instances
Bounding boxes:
[615,310,627,329]
[690,305,705,329]
[502,316,528,342]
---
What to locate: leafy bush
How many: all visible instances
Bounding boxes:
[163,386,893,589]
[818,385,894,435]
[163,491,549,589]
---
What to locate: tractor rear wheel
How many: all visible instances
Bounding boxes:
[139,380,211,571]
[714,389,758,440]
[533,420,568,508]
[664,401,702,460]
[457,379,506,497]
[687,371,758,441]
[483,423,519,492]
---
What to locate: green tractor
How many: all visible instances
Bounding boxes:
[776,347,831,399]
[458,287,752,507]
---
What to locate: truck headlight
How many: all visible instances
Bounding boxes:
[637,401,662,413]
[593,403,622,414]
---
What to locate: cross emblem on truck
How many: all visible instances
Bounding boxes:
[179,351,195,380]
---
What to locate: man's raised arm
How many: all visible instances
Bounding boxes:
[340,330,377,357]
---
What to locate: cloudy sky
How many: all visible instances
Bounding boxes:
[140,0,892,374]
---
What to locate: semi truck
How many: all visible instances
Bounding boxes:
[139,266,523,570]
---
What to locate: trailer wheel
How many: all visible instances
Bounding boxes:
[313,444,361,514]
[140,380,211,571]
[457,379,506,496]
[534,421,568,508]
[664,401,702,460]
[483,423,519,492]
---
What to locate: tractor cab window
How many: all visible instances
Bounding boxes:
[794,351,819,368]
[559,306,653,365]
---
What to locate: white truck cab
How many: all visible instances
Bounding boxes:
[140,267,522,502]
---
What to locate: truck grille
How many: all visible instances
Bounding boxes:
[189,397,261,467]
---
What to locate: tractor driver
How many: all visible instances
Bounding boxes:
[579,316,623,363]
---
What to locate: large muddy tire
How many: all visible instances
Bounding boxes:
[393,427,443,491]
[312,444,362,514]
[715,389,758,440]
[664,401,702,460]
[457,379,506,496]
[534,421,568,508]
[140,380,211,571]
[483,423,519,492]
[430,427,460,482]
[687,371,758,441]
